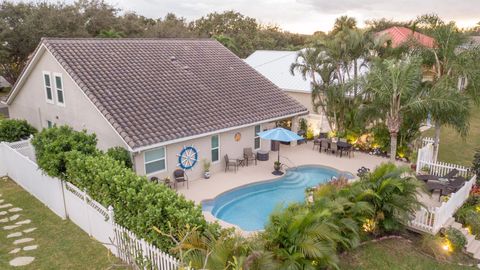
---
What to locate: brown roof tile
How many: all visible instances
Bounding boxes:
[42,38,307,149]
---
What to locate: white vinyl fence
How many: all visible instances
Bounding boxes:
[0,140,181,270]
[410,139,476,234]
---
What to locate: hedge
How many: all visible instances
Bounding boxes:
[65,151,209,250]
[0,119,37,142]
[106,146,133,168]
[31,126,97,178]
[31,125,213,250]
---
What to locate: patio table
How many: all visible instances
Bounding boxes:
[319,139,352,157]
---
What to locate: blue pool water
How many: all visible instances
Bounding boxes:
[202,165,353,231]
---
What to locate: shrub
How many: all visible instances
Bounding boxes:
[445,227,467,252]
[0,119,37,142]
[65,151,211,250]
[306,127,314,140]
[31,125,97,178]
[106,146,133,168]
[473,149,480,182]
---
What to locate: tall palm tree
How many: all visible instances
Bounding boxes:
[331,16,357,35]
[416,19,480,159]
[363,57,461,161]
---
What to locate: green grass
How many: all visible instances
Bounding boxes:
[0,177,127,269]
[423,106,480,166]
[339,237,477,270]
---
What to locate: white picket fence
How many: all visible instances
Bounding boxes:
[0,140,181,270]
[410,139,476,234]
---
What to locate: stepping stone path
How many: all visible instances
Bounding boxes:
[0,194,38,267]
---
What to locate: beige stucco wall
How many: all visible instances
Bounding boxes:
[8,49,128,150]
[284,90,330,134]
[133,123,276,181]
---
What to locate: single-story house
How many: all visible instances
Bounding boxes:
[244,50,330,134]
[4,38,307,180]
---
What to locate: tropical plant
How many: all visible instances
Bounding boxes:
[263,203,344,269]
[363,57,461,161]
[31,125,97,178]
[444,227,467,252]
[98,28,124,38]
[349,163,423,233]
[472,149,480,177]
[106,146,132,168]
[0,118,37,142]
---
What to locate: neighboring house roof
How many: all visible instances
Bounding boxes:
[0,76,11,88]
[244,49,368,93]
[7,38,307,150]
[376,26,435,48]
[244,50,313,93]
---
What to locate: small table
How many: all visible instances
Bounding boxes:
[257,151,269,161]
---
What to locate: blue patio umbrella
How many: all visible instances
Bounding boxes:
[257,127,303,174]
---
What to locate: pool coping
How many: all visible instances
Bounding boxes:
[201,164,355,233]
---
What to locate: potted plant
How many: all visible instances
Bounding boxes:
[274,161,281,172]
[420,165,430,174]
[203,159,211,179]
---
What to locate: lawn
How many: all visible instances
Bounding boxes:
[423,106,480,166]
[338,237,477,270]
[0,177,128,269]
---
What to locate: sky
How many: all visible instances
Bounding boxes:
[24,0,480,34]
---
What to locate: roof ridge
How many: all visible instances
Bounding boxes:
[41,37,215,42]
[251,50,299,68]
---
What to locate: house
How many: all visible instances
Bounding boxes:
[244,50,329,135]
[375,26,435,48]
[4,38,307,180]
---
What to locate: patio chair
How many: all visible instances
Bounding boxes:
[173,169,189,189]
[243,147,257,166]
[312,138,321,150]
[339,138,347,143]
[329,142,338,156]
[224,154,239,172]
[320,140,329,153]
[416,169,459,182]
[342,145,353,158]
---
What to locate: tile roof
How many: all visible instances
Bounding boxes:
[41,38,307,149]
[376,26,435,48]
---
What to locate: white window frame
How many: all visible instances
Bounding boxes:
[42,71,54,104]
[211,134,220,164]
[144,146,167,175]
[254,124,261,150]
[53,72,65,107]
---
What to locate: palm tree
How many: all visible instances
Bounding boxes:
[263,203,345,270]
[416,19,480,159]
[350,163,422,233]
[363,57,461,161]
[97,28,124,38]
[331,16,357,35]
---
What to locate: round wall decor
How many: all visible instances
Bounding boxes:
[234,132,241,142]
[177,145,198,170]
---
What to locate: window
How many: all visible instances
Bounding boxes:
[43,72,53,103]
[47,120,53,128]
[144,147,166,174]
[54,73,65,106]
[211,135,219,163]
[254,125,261,150]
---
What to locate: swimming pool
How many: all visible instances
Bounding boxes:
[202,165,354,231]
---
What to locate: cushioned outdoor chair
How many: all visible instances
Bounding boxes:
[416,169,459,182]
[243,148,257,166]
[320,140,329,153]
[173,169,188,189]
[224,154,239,172]
[329,142,338,156]
[312,138,321,150]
